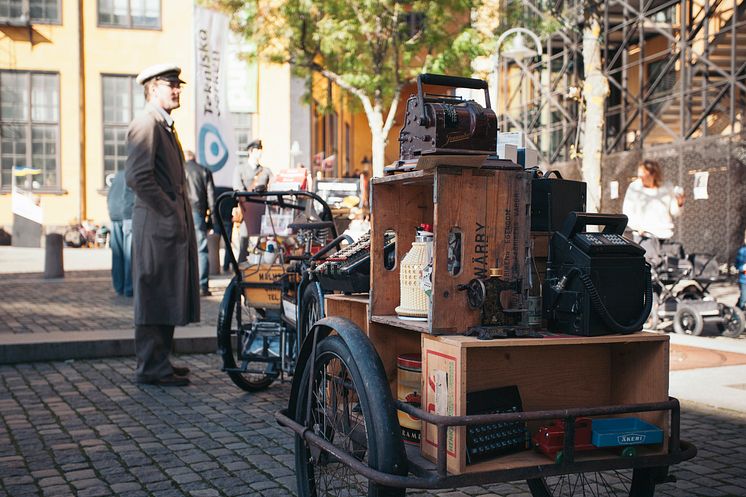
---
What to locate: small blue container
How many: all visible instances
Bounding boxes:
[591,418,664,447]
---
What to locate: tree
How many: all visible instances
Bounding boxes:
[580,16,608,213]
[476,0,607,211]
[210,0,482,177]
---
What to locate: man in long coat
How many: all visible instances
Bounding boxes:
[126,63,199,386]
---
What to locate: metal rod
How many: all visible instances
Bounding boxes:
[274,404,697,490]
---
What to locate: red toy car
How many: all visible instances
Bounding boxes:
[533,417,595,461]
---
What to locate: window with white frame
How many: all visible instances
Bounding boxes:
[0,71,59,190]
[102,75,145,185]
[98,0,160,29]
[231,112,254,153]
[0,0,60,24]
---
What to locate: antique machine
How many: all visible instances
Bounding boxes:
[398,74,498,162]
[544,212,654,336]
[312,230,395,294]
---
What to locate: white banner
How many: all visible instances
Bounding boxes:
[194,6,238,187]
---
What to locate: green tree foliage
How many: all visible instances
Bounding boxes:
[210,0,484,176]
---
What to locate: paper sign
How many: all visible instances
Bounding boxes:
[693,171,709,200]
[610,181,619,200]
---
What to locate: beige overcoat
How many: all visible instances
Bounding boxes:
[125,104,200,326]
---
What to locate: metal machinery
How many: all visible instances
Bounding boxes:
[398,73,497,162]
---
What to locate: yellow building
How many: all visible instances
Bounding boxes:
[0,0,312,234]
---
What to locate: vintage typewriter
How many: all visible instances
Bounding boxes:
[312,231,395,294]
[392,73,498,172]
[465,385,529,464]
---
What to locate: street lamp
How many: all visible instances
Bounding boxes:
[491,28,542,126]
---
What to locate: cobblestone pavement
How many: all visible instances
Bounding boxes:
[0,271,226,334]
[2,354,745,497]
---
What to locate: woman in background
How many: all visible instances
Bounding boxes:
[622,159,685,241]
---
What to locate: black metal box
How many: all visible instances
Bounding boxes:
[531,172,586,232]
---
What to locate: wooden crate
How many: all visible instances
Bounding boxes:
[370,167,532,334]
[240,263,289,309]
[325,294,421,398]
[420,332,670,475]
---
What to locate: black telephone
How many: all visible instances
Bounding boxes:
[560,213,645,256]
[545,212,653,336]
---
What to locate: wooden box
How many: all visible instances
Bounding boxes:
[240,263,289,309]
[325,294,421,397]
[420,332,670,475]
[370,167,532,334]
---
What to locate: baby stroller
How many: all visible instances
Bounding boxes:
[639,233,744,338]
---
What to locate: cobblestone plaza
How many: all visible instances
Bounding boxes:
[1,354,745,497]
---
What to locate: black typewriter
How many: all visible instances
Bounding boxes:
[312,231,395,294]
[465,385,529,465]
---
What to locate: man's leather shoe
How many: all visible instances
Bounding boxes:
[200,287,212,297]
[139,375,190,387]
[172,365,190,376]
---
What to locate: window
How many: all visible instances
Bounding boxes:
[0,71,59,190]
[102,75,145,185]
[231,112,254,153]
[98,0,160,29]
[0,0,60,24]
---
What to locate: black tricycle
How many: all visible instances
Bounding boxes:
[215,190,696,496]
[214,189,354,391]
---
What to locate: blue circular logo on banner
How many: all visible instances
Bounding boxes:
[198,123,229,172]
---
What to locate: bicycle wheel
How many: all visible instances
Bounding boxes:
[299,282,323,345]
[294,334,406,497]
[527,467,656,496]
[217,279,275,391]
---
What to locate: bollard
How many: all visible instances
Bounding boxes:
[44,233,64,279]
[207,232,221,276]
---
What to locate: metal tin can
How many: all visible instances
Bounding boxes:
[397,353,422,444]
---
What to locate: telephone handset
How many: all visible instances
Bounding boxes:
[559,212,645,256]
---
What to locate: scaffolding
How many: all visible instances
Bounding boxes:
[497,0,746,160]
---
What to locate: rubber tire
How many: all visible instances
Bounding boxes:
[216,280,274,391]
[718,304,745,338]
[294,334,406,497]
[298,283,323,348]
[673,304,705,336]
[527,467,657,496]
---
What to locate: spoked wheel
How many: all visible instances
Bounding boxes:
[217,278,275,391]
[673,304,704,335]
[527,467,657,496]
[294,334,406,497]
[718,304,745,338]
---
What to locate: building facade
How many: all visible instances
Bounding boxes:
[0,0,311,231]
[497,0,746,261]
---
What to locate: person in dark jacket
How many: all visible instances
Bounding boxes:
[125,63,199,387]
[107,169,135,297]
[214,185,236,272]
[232,139,273,262]
[184,150,216,296]
[736,230,746,310]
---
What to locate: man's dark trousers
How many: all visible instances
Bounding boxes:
[135,325,175,381]
[193,210,209,290]
[110,219,133,296]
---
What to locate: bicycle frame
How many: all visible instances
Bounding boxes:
[215,190,343,380]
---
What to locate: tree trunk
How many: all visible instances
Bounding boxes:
[362,107,387,178]
[371,127,386,178]
[581,17,609,213]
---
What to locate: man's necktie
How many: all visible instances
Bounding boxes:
[171,122,184,153]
